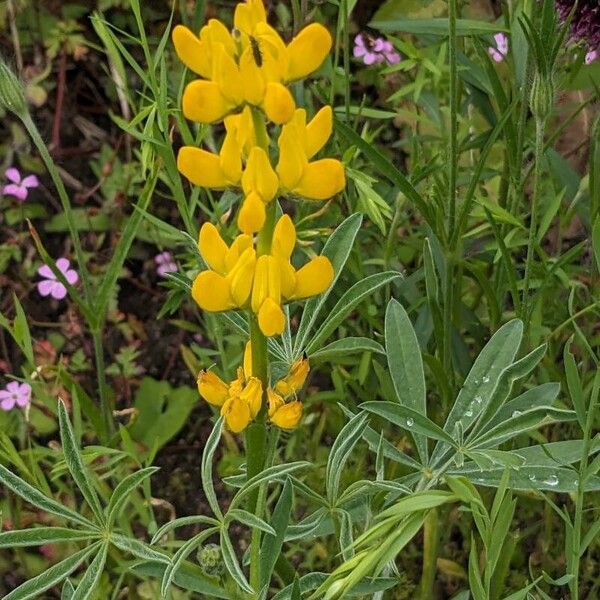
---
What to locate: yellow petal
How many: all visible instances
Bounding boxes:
[219,130,243,183]
[242,147,279,203]
[243,341,253,378]
[221,396,252,433]
[197,370,230,406]
[278,258,297,299]
[192,271,234,312]
[240,377,263,418]
[306,106,333,158]
[226,234,253,271]
[289,256,333,300]
[276,121,306,191]
[267,255,281,304]
[275,357,309,397]
[172,25,211,78]
[178,147,229,188]
[198,223,228,273]
[270,400,303,429]
[263,82,295,124]
[239,49,267,106]
[271,215,296,260]
[237,192,267,235]
[214,45,244,105]
[234,0,267,34]
[286,23,332,81]
[251,255,269,314]
[201,19,236,57]
[228,247,257,306]
[183,80,232,123]
[258,297,285,336]
[295,158,345,200]
[267,388,284,417]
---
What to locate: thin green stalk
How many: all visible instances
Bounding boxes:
[570,369,600,600]
[91,327,112,443]
[521,116,546,327]
[419,508,440,599]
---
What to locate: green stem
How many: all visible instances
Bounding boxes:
[91,327,112,443]
[419,508,440,599]
[521,116,546,329]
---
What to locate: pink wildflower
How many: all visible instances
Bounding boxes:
[585,49,598,64]
[155,251,177,277]
[2,168,39,202]
[0,381,31,410]
[488,32,509,62]
[37,258,79,300]
[354,34,401,66]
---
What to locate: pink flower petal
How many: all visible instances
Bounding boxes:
[21,175,39,189]
[37,264,55,279]
[6,381,20,393]
[353,45,367,58]
[5,168,21,184]
[585,50,598,65]
[38,279,56,296]
[65,269,79,285]
[363,52,378,65]
[385,51,401,65]
[50,283,68,300]
[354,34,365,48]
[488,48,504,63]
[3,184,28,201]
[1,397,15,411]
[56,258,70,273]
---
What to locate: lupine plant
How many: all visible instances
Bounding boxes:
[0,0,599,598]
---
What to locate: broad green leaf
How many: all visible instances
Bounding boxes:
[309,337,385,362]
[71,541,108,600]
[57,400,104,524]
[326,413,369,504]
[201,417,224,520]
[361,401,457,448]
[4,543,99,600]
[371,17,507,36]
[430,320,524,467]
[305,271,401,354]
[0,527,97,548]
[220,529,254,594]
[106,466,159,525]
[0,463,95,529]
[385,299,428,463]
[260,478,293,589]
[294,213,363,356]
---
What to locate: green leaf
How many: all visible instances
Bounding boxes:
[309,337,385,362]
[106,466,159,525]
[111,534,169,563]
[151,515,221,545]
[0,463,95,529]
[593,216,600,271]
[220,529,254,594]
[430,320,524,467]
[373,491,457,523]
[326,413,370,504]
[57,400,104,525]
[385,299,428,463]
[370,17,506,36]
[71,541,108,600]
[61,580,75,600]
[161,528,219,598]
[294,213,363,356]
[305,271,401,354]
[564,339,586,429]
[4,543,99,600]
[0,527,98,548]
[260,478,293,589]
[474,196,525,229]
[227,509,276,535]
[201,417,224,520]
[12,294,34,365]
[361,401,457,448]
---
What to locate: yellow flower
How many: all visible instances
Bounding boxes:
[275,355,309,397]
[250,215,334,336]
[191,216,333,338]
[172,0,332,124]
[192,223,256,312]
[197,361,262,433]
[277,106,346,200]
[268,389,303,429]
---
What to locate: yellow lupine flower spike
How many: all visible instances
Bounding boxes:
[277,106,346,200]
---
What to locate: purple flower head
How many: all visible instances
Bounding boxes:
[2,168,39,202]
[0,381,31,411]
[488,32,509,62]
[585,49,598,64]
[354,34,401,66]
[155,251,177,277]
[37,258,79,300]
[556,1,600,55]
